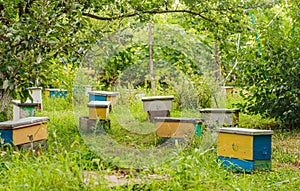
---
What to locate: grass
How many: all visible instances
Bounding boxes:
[0,93,299,190]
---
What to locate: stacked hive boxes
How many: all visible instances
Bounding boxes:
[80,91,119,131]
[217,127,274,172]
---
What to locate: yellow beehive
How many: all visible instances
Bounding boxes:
[0,117,49,146]
[88,101,111,120]
[154,117,202,139]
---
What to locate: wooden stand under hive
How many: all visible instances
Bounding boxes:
[0,117,49,146]
[217,127,274,172]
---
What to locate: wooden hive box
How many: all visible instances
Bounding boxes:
[141,96,174,121]
[217,127,274,172]
[154,117,202,139]
[0,117,49,146]
[88,91,119,105]
[221,86,234,95]
[88,101,111,120]
[199,108,240,127]
[12,100,38,121]
[27,87,43,110]
[44,88,67,98]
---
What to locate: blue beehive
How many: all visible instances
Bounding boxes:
[45,88,67,98]
[88,91,119,104]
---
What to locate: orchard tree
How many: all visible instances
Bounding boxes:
[0,0,92,113]
[236,1,300,129]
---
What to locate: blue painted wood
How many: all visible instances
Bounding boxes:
[0,130,13,145]
[49,90,67,98]
[195,123,202,136]
[218,156,271,172]
[89,94,106,102]
[253,135,272,160]
[218,156,254,172]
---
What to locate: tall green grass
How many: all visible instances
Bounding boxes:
[0,94,299,190]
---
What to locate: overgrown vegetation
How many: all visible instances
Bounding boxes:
[0,0,299,189]
[0,94,299,190]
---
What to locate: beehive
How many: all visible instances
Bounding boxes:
[0,117,49,146]
[154,117,202,139]
[44,88,67,98]
[217,127,273,171]
[27,87,43,110]
[141,96,174,121]
[88,91,119,105]
[199,108,240,127]
[88,101,111,120]
[12,100,38,120]
[221,86,234,95]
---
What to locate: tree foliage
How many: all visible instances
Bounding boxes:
[1,0,299,128]
[0,0,91,112]
[236,2,300,128]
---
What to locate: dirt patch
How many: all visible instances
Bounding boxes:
[83,170,168,187]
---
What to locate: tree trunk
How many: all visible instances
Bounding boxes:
[148,20,155,92]
[214,40,221,83]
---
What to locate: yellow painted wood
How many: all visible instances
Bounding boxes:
[225,88,233,95]
[218,133,254,160]
[156,122,195,138]
[107,96,118,105]
[13,123,48,145]
[44,90,50,98]
[89,107,109,120]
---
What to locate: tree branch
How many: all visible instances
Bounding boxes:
[82,9,216,23]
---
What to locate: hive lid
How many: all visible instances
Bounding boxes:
[216,127,274,135]
[199,108,240,113]
[88,91,119,96]
[88,101,112,108]
[27,87,42,90]
[11,100,39,106]
[221,86,234,89]
[0,117,50,129]
[153,117,202,124]
[141,95,174,101]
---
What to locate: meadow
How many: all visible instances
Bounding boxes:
[0,90,299,191]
